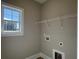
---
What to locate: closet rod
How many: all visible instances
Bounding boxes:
[37,14,77,23]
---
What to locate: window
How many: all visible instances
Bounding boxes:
[1,3,24,36]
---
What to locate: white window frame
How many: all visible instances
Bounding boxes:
[1,2,24,36]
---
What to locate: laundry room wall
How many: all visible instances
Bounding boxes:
[1,0,41,59]
[41,0,77,59]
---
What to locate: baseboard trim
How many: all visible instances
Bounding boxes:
[25,52,52,59]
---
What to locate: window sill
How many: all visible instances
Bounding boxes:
[1,31,24,37]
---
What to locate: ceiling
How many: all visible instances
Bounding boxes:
[34,0,47,4]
